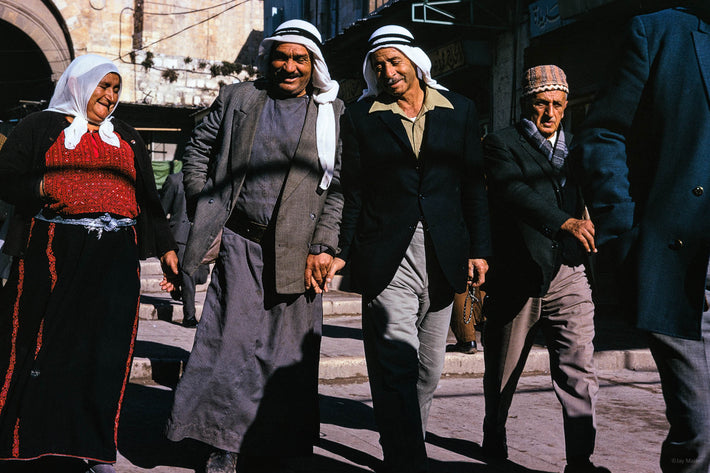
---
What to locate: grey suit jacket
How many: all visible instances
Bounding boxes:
[181,80,344,294]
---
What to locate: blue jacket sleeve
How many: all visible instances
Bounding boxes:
[570,15,650,248]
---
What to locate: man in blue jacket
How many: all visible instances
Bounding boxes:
[572,6,710,472]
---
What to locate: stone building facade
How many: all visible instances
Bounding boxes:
[0,0,263,113]
[0,0,263,168]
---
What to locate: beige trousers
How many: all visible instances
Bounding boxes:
[483,264,599,462]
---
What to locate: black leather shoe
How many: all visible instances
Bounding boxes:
[182,316,198,328]
[446,341,478,354]
[564,461,611,473]
[205,450,238,473]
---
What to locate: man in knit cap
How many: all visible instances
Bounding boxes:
[328,25,491,472]
[165,19,343,473]
[480,65,608,473]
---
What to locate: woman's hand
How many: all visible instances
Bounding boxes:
[159,250,180,292]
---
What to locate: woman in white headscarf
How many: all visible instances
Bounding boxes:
[0,54,178,473]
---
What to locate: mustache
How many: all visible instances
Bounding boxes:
[275,70,304,81]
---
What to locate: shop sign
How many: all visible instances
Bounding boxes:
[430,41,465,77]
[529,0,563,38]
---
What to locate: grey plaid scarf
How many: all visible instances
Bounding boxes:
[520,118,568,184]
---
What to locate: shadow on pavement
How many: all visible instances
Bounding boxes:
[118,384,384,473]
[133,340,190,360]
[323,323,363,341]
[426,433,555,473]
[235,450,375,473]
[118,383,208,472]
[317,437,381,472]
[139,294,178,322]
[133,341,190,387]
[320,393,376,430]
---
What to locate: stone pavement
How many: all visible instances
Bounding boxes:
[113,259,665,473]
[113,370,666,473]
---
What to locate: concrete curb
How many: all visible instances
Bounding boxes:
[138,289,360,321]
[322,298,361,316]
[139,298,359,321]
[129,347,657,384]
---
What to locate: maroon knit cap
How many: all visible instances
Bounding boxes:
[522,65,568,97]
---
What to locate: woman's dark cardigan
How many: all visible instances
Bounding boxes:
[0,111,177,259]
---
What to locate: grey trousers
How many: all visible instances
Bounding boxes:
[362,223,454,473]
[649,263,710,473]
[483,264,599,462]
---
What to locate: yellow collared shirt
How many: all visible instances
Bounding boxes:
[369,87,453,158]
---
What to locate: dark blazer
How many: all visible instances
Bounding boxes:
[483,124,584,298]
[571,7,710,339]
[161,171,191,246]
[0,111,176,260]
[181,80,345,294]
[338,89,491,300]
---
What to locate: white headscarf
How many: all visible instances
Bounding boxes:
[258,20,340,191]
[359,25,447,101]
[46,54,122,150]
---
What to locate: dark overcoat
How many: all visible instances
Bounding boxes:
[337,90,491,300]
[160,171,191,245]
[483,125,584,298]
[571,7,710,339]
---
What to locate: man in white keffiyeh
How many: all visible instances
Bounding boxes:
[259,19,340,191]
[329,24,491,473]
[165,19,345,473]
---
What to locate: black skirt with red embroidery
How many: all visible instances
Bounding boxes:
[0,216,140,463]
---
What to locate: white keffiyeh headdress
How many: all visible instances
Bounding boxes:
[259,20,340,191]
[359,25,447,101]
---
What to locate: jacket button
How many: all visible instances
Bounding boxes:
[208,199,215,204]
[693,186,704,196]
[310,213,316,220]
[669,239,684,250]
